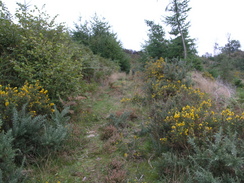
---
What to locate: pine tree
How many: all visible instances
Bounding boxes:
[143,20,168,58]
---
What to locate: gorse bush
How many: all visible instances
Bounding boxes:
[0,119,25,183]
[127,57,244,181]
[187,128,244,182]
[0,82,55,131]
[0,80,70,180]
[144,57,190,101]
[11,103,70,161]
[140,57,244,151]
[157,100,244,150]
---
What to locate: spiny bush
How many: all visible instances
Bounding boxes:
[139,57,244,152]
[144,57,190,101]
[0,82,55,131]
[0,119,25,183]
[11,103,70,161]
[187,128,244,182]
[155,99,244,150]
[139,57,244,181]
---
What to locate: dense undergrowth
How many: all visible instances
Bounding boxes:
[0,2,120,182]
[0,1,244,183]
[133,58,244,182]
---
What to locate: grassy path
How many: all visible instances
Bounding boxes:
[27,73,157,183]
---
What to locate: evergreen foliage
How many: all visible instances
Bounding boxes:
[142,0,196,61]
[165,0,194,59]
[142,20,168,59]
[187,129,244,182]
[0,119,25,183]
[72,15,130,73]
[10,104,70,158]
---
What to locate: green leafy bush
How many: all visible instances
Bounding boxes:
[0,3,83,100]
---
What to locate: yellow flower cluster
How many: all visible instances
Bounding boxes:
[120,97,131,103]
[0,82,55,121]
[143,57,244,149]
[145,57,165,80]
[221,109,244,121]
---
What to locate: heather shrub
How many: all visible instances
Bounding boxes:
[105,158,126,183]
[100,125,118,140]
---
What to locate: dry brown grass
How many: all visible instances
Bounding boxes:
[191,71,235,102]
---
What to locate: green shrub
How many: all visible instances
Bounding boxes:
[0,3,84,100]
[72,15,130,73]
[234,78,244,88]
[187,129,244,182]
[188,55,204,71]
[40,105,70,150]
[10,104,70,160]
[81,46,119,82]
[11,104,47,157]
[137,57,244,154]
[0,119,25,183]
[207,68,219,78]
[0,82,55,132]
[155,152,187,182]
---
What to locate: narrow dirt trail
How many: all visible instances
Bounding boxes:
[27,72,152,183]
[68,72,138,182]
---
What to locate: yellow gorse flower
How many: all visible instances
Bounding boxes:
[5,101,9,107]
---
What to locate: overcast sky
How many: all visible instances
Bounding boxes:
[3,0,244,56]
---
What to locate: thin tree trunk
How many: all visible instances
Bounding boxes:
[174,0,187,59]
[180,29,187,59]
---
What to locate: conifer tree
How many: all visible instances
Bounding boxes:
[165,0,192,59]
[72,15,130,73]
[143,20,168,58]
